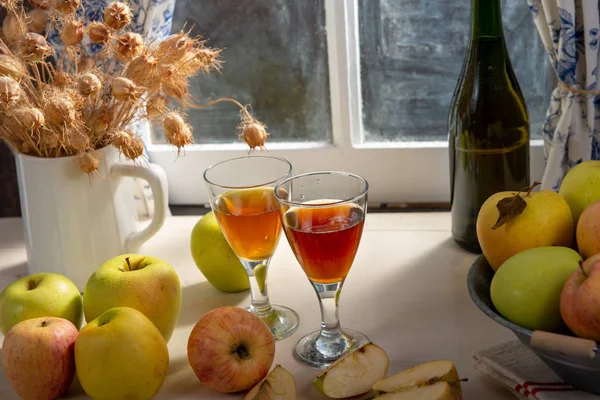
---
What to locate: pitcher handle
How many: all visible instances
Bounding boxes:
[110,162,169,252]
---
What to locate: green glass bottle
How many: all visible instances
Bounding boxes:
[448,0,530,253]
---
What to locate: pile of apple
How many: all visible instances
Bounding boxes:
[475,160,600,340]
[0,254,182,400]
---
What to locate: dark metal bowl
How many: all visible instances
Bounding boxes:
[467,255,600,395]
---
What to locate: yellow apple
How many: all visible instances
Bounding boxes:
[187,306,275,393]
[0,272,82,334]
[476,189,573,271]
[559,160,600,227]
[190,211,250,292]
[576,201,600,259]
[2,317,78,400]
[75,306,169,400]
[83,253,181,342]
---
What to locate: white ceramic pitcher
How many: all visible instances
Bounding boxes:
[13,145,168,291]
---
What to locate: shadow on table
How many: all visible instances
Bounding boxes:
[178,281,249,326]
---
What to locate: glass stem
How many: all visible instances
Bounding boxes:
[244,260,274,319]
[316,281,343,339]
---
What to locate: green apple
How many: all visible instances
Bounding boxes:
[190,211,250,292]
[559,160,600,227]
[75,307,169,400]
[476,188,574,271]
[491,246,582,331]
[0,272,83,334]
[83,254,181,342]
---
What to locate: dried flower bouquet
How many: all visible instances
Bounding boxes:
[0,0,269,173]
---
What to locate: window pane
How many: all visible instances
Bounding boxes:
[151,0,332,144]
[358,0,554,142]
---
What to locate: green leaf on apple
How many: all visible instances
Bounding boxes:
[492,181,541,229]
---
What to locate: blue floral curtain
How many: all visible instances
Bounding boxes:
[527,0,600,191]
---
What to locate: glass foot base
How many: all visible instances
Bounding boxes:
[245,304,300,341]
[294,328,370,368]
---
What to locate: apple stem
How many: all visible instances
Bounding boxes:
[125,257,132,272]
[579,260,589,279]
[41,320,47,327]
[524,181,542,197]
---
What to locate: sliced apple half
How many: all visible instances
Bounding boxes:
[374,381,458,400]
[372,360,460,395]
[313,342,389,399]
[243,365,296,400]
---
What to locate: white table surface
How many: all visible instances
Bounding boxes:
[0,212,517,399]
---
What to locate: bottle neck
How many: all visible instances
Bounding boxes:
[471,0,504,39]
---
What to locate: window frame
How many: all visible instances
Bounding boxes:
[145,0,546,206]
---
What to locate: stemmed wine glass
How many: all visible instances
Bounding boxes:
[203,156,300,340]
[274,171,369,367]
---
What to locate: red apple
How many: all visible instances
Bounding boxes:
[1,317,78,400]
[187,306,275,393]
[576,201,600,259]
[560,255,600,340]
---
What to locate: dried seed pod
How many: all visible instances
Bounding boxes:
[115,32,144,61]
[27,9,49,34]
[104,2,132,30]
[0,76,21,103]
[162,79,188,100]
[0,55,26,78]
[39,129,59,149]
[78,151,99,173]
[86,22,111,44]
[145,95,167,119]
[12,107,45,130]
[88,112,111,134]
[111,77,141,102]
[17,33,52,62]
[163,112,193,149]
[193,47,222,73]
[125,53,157,87]
[60,20,84,46]
[122,137,144,160]
[20,140,37,154]
[112,130,132,149]
[155,32,194,63]
[45,97,75,124]
[54,0,81,15]
[30,0,52,10]
[53,70,72,86]
[78,73,101,96]
[2,12,27,44]
[239,121,268,151]
[67,128,89,151]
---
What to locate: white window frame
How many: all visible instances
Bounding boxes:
[145,0,546,206]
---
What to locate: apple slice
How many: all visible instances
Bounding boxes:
[374,381,457,399]
[243,365,297,400]
[313,342,389,399]
[372,360,460,395]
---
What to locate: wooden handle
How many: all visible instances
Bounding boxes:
[531,331,597,360]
